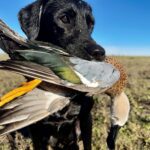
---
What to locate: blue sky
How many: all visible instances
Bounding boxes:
[0,0,150,56]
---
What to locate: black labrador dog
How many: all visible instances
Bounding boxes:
[17,0,106,149]
[19,0,105,61]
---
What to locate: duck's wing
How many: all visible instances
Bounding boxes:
[14,49,120,94]
[0,60,80,94]
[0,61,72,136]
[0,60,63,86]
[0,57,120,95]
[0,88,70,136]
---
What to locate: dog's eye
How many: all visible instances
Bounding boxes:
[60,15,70,24]
[86,15,94,30]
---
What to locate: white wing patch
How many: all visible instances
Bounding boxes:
[74,71,99,87]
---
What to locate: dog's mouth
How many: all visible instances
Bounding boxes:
[62,41,106,61]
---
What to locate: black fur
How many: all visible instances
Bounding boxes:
[18,0,105,61]
[17,0,105,149]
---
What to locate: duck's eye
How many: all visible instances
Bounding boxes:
[60,14,70,24]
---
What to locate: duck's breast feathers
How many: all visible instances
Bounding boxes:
[69,57,120,89]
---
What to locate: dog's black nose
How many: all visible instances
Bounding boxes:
[85,43,106,61]
[92,48,105,60]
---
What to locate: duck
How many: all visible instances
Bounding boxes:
[0,20,120,135]
[0,19,130,150]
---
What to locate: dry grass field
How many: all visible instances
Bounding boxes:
[0,55,150,150]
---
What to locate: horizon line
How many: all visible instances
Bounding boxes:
[0,50,150,57]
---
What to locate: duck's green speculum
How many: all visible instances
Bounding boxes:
[17,50,82,84]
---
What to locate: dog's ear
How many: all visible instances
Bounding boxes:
[18,0,48,40]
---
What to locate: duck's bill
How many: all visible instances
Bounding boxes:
[107,125,121,150]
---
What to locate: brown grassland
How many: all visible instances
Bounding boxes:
[0,54,150,150]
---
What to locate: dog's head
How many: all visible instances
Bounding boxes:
[19,0,105,60]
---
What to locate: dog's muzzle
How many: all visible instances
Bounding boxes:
[85,41,106,61]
